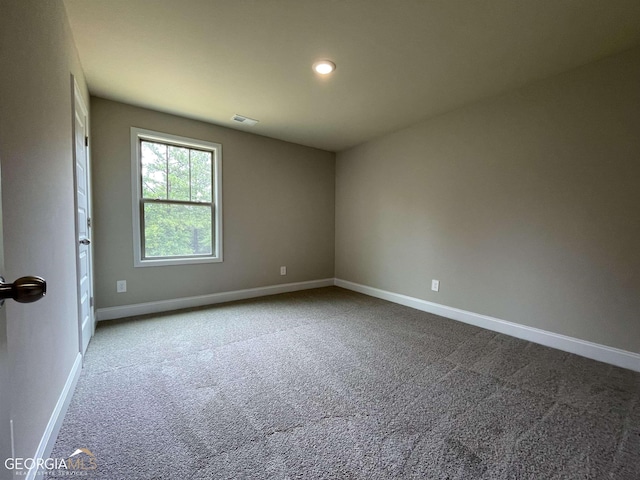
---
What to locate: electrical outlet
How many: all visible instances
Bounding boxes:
[116,280,127,293]
[280,266,287,276]
[431,279,440,292]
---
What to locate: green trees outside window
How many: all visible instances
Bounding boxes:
[140,141,214,258]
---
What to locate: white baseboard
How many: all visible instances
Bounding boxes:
[27,352,82,480]
[95,276,640,372]
[96,278,335,321]
[335,278,640,372]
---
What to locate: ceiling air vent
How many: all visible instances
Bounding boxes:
[231,114,259,126]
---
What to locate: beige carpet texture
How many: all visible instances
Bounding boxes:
[51,287,640,479]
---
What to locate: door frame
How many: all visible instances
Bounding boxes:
[71,76,94,355]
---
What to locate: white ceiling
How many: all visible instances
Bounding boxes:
[63,0,640,152]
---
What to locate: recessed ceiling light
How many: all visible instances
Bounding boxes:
[312,60,336,75]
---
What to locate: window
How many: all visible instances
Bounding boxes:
[131,127,222,267]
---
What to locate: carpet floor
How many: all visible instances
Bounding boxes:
[51,287,639,479]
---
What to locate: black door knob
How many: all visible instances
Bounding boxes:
[0,276,47,305]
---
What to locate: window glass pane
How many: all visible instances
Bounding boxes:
[191,149,212,202]
[143,203,212,258]
[167,146,191,201]
[141,141,167,199]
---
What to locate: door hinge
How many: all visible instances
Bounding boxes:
[90,296,94,307]
[85,136,89,147]
[87,217,92,228]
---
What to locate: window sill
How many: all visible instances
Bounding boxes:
[134,256,223,268]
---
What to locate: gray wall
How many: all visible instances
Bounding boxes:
[91,98,335,308]
[0,0,88,459]
[336,47,640,354]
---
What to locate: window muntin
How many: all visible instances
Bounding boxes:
[131,128,222,267]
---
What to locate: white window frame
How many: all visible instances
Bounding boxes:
[131,127,223,267]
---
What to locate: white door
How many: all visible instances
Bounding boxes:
[73,81,94,355]
[0,167,47,480]
[1,164,13,480]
